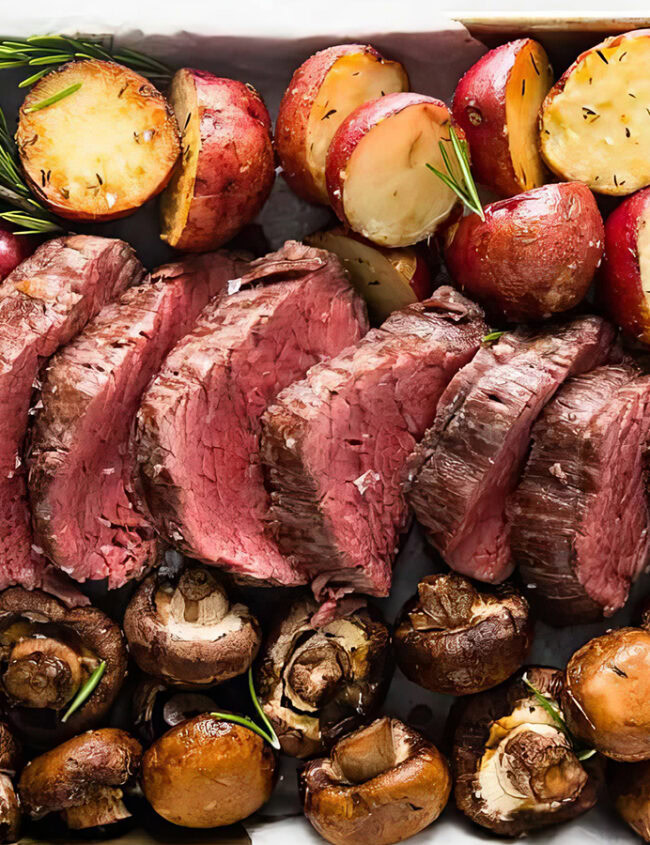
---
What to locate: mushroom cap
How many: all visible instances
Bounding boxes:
[610,759,650,841]
[141,714,276,828]
[0,773,20,844]
[300,717,451,845]
[0,724,20,776]
[132,675,219,744]
[257,597,392,758]
[123,566,261,686]
[394,574,533,695]
[18,728,142,819]
[0,588,127,743]
[452,667,602,836]
[563,627,650,761]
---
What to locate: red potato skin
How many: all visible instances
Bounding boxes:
[276,45,398,205]
[0,227,36,281]
[173,71,275,252]
[453,39,539,197]
[599,188,650,345]
[444,182,604,322]
[326,92,462,227]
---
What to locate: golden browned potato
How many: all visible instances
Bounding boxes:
[17,60,180,221]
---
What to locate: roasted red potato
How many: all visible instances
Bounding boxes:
[17,60,180,221]
[444,182,604,321]
[0,226,35,281]
[276,45,408,205]
[305,227,431,322]
[453,38,553,197]
[160,69,274,252]
[599,187,650,345]
[540,29,650,195]
[326,93,462,247]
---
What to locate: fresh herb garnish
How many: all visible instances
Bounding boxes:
[0,35,171,87]
[0,105,63,234]
[482,331,505,344]
[61,660,106,723]
[210,668,281,750]
[25,82,82,112]
[426,125,485,221]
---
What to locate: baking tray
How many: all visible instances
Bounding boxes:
[0,10,644,844]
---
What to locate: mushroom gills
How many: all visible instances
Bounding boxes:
[64,786,131,830]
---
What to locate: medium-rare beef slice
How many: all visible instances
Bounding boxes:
[0,236,143,592]
[508,363,650,624]
[260,286,487,599]
[28,252,247,588]
[405,316,615,585]
[134,241,368,586]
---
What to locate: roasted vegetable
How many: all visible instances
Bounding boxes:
[610,759,650,841]
[276,44,408,204]
[160,69,274,251]
[394,574,533,695]
[540,29,650,195]
[326,92,463,246]
[17,60,180,220]
[300,717,451,845]
[444,182,604,321]
[453,38,553,196]
[0,723,21,843]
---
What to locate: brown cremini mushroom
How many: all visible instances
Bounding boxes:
[257,597,392,758]
[131,675,219,744]
[394,573,533,695]
[18,728,142,832]
[610,759,650,841]
[0,588,127,745]
[0,723,21,843]
[563,627,650,762]
[300,716,451,845]
[141,713,276,828]
[453,667,602,836]
[123,564,261,686]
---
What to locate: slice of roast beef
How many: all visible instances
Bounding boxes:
[28,252,248,588]
[509,363,650,624]
[260,286,487,600]
[134,241,368,586]
[0,236,143,592]
[405,316,615,584]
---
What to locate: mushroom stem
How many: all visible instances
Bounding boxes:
[3,638,82,709]
[63,787,131,830]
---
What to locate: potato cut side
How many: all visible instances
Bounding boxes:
[305,53,408,202]
[306,228,428,322]
[638,206,650,298]
[540,32,650,195]
[505,41,553,191]
[17,60,180,220]
[342,103,459,247]
[159,71,200,247]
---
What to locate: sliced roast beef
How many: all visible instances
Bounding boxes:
[0,236,143,592]
[134,241,368,586]
[509,364,650,624]
[405,316,615,584]
[28,252,248,588]
[260,286,487,600]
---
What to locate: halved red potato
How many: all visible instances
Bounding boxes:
[444,182,604,321]
[599,187,650,344]
[326,93,462,247]
[276,45,408,205]
[160,69,274,252]
[540,29,650,196]
[453,38,553,197]
[305,227,431,322]
[17,60,180,221]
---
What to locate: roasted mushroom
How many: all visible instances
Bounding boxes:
[453,667,602,835]
[394,574,533,695]
[131,675,219,744]
[257,597,392,757]
[563,628,650,761]
[0,723,21,843]
[610,759,650,841]
[123,564,261,686]
[18,728,142,833]
[141,713,276,828]
[300,716,451,845]
[0,588,127,745]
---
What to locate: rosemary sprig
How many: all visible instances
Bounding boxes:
[522,674,596,762]
[427,125,485,221]
[61,660,106,723]
[211,668,281,750]
[24,82,82,112]
[482,331,505,344]
[0,35,172,86]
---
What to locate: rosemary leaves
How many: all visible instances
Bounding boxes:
[426,125,485,221]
